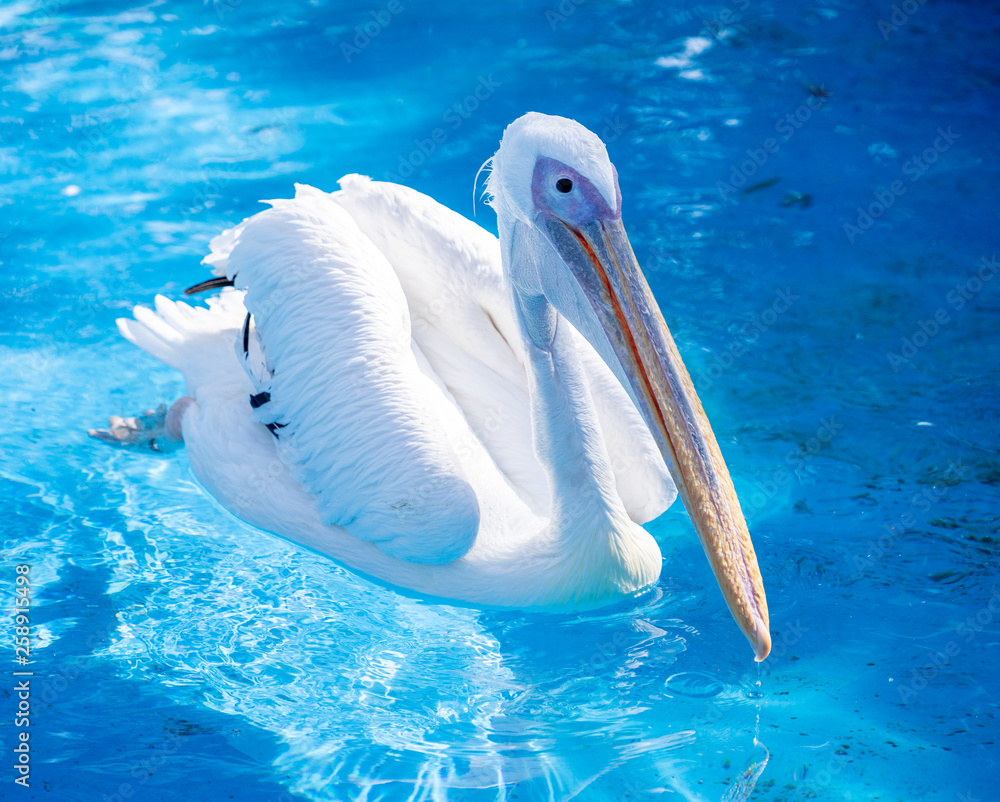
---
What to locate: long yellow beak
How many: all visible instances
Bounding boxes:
[544,216,771,661]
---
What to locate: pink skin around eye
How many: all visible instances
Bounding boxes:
[530,156,622,226]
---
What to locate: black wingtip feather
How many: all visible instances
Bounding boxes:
[184,276,235,296]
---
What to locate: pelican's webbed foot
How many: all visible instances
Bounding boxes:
[88,398,191,453]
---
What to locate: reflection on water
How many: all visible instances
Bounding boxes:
[93,470,765,800]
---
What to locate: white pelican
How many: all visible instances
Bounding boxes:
[91,112,770,660]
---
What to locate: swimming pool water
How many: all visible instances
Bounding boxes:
[2,1,998,799]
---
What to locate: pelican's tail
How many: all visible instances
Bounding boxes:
[117,289,248,395]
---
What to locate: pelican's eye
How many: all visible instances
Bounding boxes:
[556,178,573,193]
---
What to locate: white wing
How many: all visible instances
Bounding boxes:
[217,188,490,565]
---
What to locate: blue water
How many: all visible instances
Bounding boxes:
[2,0,998,799]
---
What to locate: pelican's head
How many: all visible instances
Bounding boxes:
[488,112,771,661]
[487,112,620,228]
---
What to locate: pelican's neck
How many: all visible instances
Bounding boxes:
[500,215,630,544]
[515,291,626,531]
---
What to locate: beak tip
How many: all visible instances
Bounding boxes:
[751,626,771,662]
